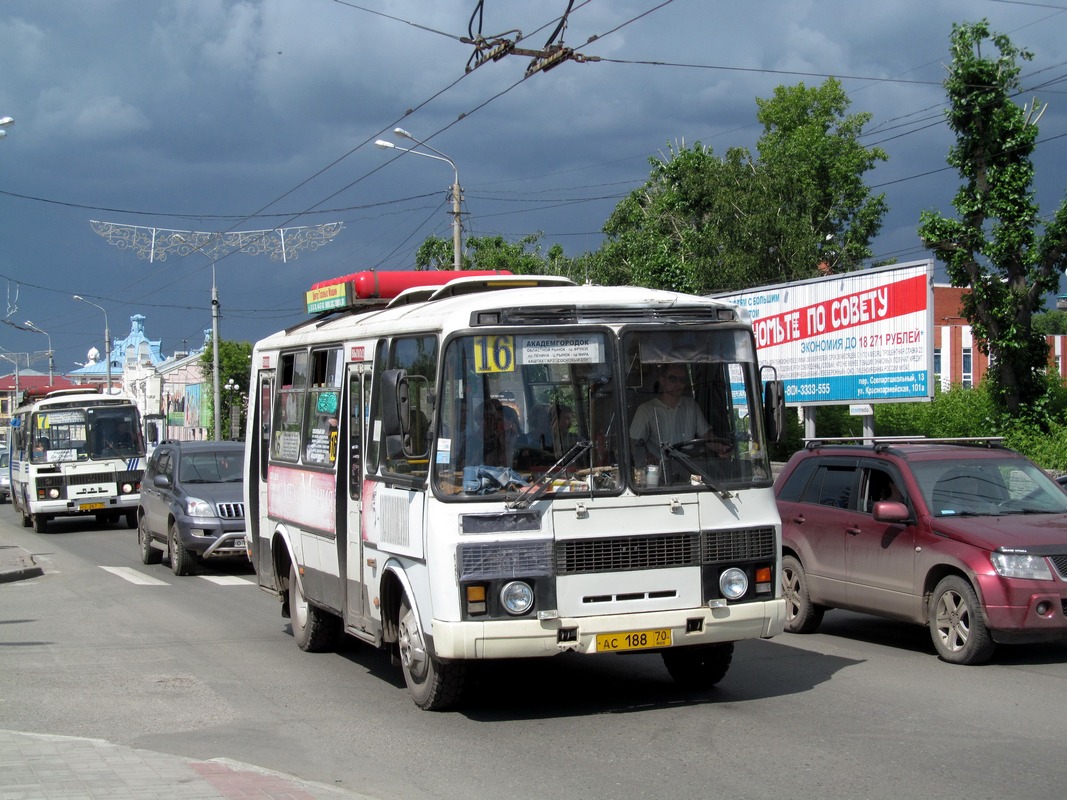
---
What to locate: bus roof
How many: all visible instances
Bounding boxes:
[257,278,748,353]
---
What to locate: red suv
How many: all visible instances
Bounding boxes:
[775,440,1067,664]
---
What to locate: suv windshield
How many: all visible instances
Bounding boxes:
[912,456,1067,516]
[432,326,771,499]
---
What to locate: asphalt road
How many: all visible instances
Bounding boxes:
[2,511,1066,800]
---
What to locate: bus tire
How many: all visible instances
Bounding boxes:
[125,511,137,529]
[20,504,31,527]
[289,562,339,652]
[32,514,49,534]
[139,515,163,565]
[662,642,734,689]
[169,522,195,576]
[398,595,465,711]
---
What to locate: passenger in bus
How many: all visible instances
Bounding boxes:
[33,438,49,460]
[629,364,713,466]
[501,405,521,466]
[467,398,507,467]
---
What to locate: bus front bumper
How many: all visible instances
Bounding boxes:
[429,599,786,660]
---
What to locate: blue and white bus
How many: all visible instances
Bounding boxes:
[10,388,145,533]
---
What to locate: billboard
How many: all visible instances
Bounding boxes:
[717,260,934,405]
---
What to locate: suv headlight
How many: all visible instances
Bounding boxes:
[991,552,1052,580]
[185,497,215,518]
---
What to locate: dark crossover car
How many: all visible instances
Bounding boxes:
[0,451,10,503]
[775,439,1067,665]
[136,440,247,576]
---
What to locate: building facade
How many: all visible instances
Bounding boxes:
[933,285,1067,391]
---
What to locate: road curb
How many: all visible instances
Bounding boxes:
[0,544,44,584]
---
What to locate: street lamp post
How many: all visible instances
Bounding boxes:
[73,296,111,393]
[172,234,222,441]
[24,321,54,385]
[375,128,463,270]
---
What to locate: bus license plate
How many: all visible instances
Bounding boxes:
[80,502,105,511]
[596,628,672,652]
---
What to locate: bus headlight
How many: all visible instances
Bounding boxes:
[121,482,135,494]
[500,581,534,616]
[48,488,61,499]
[719,568,748,600]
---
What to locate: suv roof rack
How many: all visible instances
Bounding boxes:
[803,436,1006,452]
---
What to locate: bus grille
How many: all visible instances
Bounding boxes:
[217,502,245,519]
[556,527,776,576]
[458,540,554,580]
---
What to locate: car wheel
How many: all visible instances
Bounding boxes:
[782,555,825,633]
[168,522,195,576]
[661,642,734,688]
[929,575,995,665]
[288,562,340,653]
[138,514,162,565]
[398,595,464,710]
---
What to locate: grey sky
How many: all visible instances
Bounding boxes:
[2,0,1065,372]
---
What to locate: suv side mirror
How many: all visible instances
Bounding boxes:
[153,474,171,490]
[873,500,909,523]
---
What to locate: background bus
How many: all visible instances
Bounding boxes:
[10,388,145,533]
[247,272,786,709]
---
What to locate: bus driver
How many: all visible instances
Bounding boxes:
[629,364,713,468]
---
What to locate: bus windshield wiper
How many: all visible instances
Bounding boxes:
[661,440,731,498]
[507,440,592,510]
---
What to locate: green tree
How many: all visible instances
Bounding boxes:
[918,20,1067,418]
[414,232,565,274]
[198,338,253,440]
[598,78,887,293]
[1032,309,1067,335]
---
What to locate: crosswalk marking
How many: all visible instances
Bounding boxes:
[198,575,254,586]
[100,566,169,585]
[100,567,254,586]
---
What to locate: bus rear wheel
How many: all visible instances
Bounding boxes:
[398,596,465,711]
[288,562,339,652]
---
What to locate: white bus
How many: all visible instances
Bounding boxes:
[247,271,787,709]
[10,388,145,533]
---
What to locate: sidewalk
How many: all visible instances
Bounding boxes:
[0,539,43,584]
[0,539,374,800]
[0,729,373,799]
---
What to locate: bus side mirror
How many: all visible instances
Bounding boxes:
[381,369,412,455]
[764,380,785,443]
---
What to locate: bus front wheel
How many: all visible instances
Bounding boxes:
[397,596,465,711]
[32,514,49,534]
[662,642,734,689]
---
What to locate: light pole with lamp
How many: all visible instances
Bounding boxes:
[223,377,242,440]
[375,128,463,270]
[24,321,54,385]
[73,296,111,393]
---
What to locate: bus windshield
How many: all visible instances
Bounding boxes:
[31,406,145,463]
[432,326,772,499]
